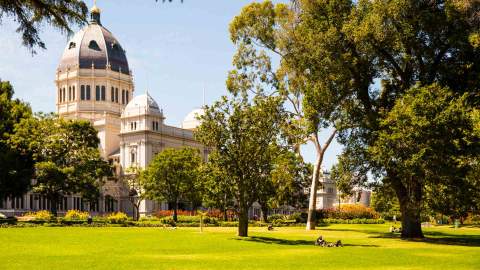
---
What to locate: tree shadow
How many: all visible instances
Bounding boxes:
[321,227,480,247]
[234,236,379,247]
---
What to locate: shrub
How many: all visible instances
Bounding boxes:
[154,210,196,218]
[318,218,385,225]
[64,210,90,220]
[23,210,53,221]
[288,212,307,223]
[267,214,287,223]
[316,205,379,220]
[0,213,6,219]
[107,212,128,224]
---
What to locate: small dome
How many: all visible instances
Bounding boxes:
[57,12,129,75]
[123,93,162,117]
[182,108,205,130]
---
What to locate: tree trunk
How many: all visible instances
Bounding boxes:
[260,204,269,223]
[391,173,424,238]
[223,207,228,221]
[400,203,424,238]
[173,201,178,222]
[238,202,249,237]
[306,130,336,231]
[134,203,140,221]
[50,195,58,217]
[306,156,322,230]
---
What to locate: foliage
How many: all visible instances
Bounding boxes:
[11,114,112,216]
[0,0,88,53]
[23,210,53,221]
[64,210,89,220]
[142,147,202,222]
[240,0,480,238]
[370,184,401,221]
[318,218,385,225]
[123,166,145,221]
[154,209,197,218]
[196,95,288,237]
[106,212,128,224]
[228,0,339,231]
[316,205,379,220]
[0,80,33,198]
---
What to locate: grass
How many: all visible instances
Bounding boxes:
[1,224,479,269]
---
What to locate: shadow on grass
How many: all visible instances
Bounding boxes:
[234,236,379,247]
[320,227,480,247]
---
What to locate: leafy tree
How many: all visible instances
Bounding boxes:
[259,150,310,222]
[141,147,202,222]
[199,152,235,221]
[0,0,88,53]
[228,0,338,231]
[370,84,479,236]
[10,114,112,216]
[196,96,286,237]
[0,80,33,199]
[370,184,401,221]
[243,0,480,238]
[123,166,145,221]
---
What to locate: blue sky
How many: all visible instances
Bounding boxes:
[0,0,342,169]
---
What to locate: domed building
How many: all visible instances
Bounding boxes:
[0,3,207,218]
[55,4,134,157]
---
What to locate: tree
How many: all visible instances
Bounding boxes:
[123,166,145,221]
[229,0,338,230]
[11,114,112,216]
[0,0,88,53]
[370,184,401,221]
[254,0,480,238]
[141,147,202,222]
[0,80,34,199]
[196,96,286,237]
[199,152,235,221]
[259,149,310,222]
[370,84,479,231]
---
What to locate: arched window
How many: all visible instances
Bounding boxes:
[111,87,115,102]
[96,86,100,101]
[122,90,125,104]
[86,85,91,100]
[115,88,119,103]
[62,88,66,102]
[81,85,85,100]
[126,90,129,103]
[72,85,75,100]
[68,86,71,101]
[88,40,101,51]
[101,86,106,101]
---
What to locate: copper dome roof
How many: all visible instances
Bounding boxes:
[57,14,130,75]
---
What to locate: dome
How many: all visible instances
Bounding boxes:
[57,9,130,75]
[123,93,162,117]
[182,108,205,130]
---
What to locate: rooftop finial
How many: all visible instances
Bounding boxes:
[90,0,102,25]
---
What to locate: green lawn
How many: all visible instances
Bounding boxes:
[1,224,479,269]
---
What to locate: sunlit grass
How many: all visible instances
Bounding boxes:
[1,224,479,269]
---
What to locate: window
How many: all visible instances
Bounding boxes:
[86,85,91,100]
[96,86,100,101]
[101,86,106,101]
[68,42,76,49]
[134,122,137,130]
[72,86,75,100]
[111,87,115,102]
[88,40,101,51]
[130,152,136,164]
[152,121,155,130]
[126,90,129,103]
[81,85,85,100]
[122,90,125,104]
[68,86,72,101]
[62,88,66,102]
[58,88,62,103]
[156,121,159,131]
[327,187,334,194]
[115,88,119,103]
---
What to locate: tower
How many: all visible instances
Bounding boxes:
[55,3,134,157]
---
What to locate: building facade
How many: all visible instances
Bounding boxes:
[0,4,207,217]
